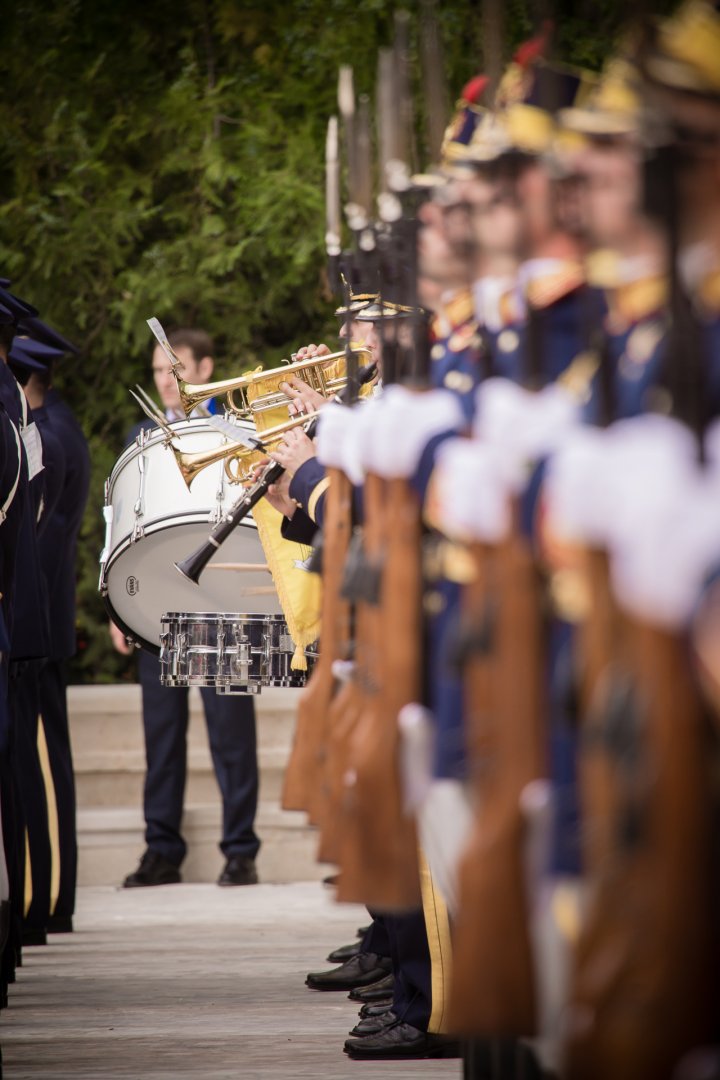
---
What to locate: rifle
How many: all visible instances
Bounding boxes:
[449,507,545,1036]
[335,467,424,910]
[564,616,717,1079]
[280,465,352,816]
[322,475,386,870]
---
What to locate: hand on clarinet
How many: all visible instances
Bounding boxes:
[249,458,298,518]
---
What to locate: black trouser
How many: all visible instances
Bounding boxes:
[38,660,76,918]
[0,744,22,988]
[361,908,433,1031]
[11,662,51,930]
[386,908,433,1031]
[137,651,260,867]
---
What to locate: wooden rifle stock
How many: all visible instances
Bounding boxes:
[281,467,351,815]
[336,475,422,910]
[576,548,623,876]
[564,605,719,1078]
[449,516,545,1035]
[320,475,384,871]
[316,633,368,865]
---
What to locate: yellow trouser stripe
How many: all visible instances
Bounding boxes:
[37,715,61,914]
[23,829,32,918]
[418,847,453,1034]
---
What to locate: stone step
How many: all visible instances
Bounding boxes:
[73,745,288,808]
[69,683,299,810]
[68,685,300,756]
[77,803,328,887]
[68,683,318,886]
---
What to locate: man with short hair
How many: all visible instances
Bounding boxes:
[111,328,261,889]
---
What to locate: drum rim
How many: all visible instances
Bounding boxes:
[103,593,158,655]
[161,611,287,621]
[108,416,257,483]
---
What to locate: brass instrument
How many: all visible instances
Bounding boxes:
[169,411,320,489]
[175,346,372,423]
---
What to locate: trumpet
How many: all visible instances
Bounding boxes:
[170,411,319,489]
[175,346,372,419]
[175,357,380,585]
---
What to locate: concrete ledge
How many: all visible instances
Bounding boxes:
[70,684,313,886]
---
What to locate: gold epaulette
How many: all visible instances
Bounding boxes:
[525,261,585,310]
[441,288,475,330]
[611,277,667,327]
[432,289,476,343]
[447,320,480,354]
[697,269,720,315]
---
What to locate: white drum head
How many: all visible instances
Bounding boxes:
[101,418,281,652]
[104,517,279,652]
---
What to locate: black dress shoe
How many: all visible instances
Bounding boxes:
[326,940,361,964]
[47,914,73,934]
[344,1020,460,1060]
[349,1008,397,1038]
[356,924,371,938]
[359,1002,394,1020]
[348,971,394,1003]
[21,927,47,947]
[217,856,258,887]
[306,951,392,991]
[122,850,181,888]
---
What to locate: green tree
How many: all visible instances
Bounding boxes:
[0,0,662,681]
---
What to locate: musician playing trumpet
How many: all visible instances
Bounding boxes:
[254,296,385,526]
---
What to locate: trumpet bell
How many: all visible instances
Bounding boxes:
[169,410,320,490]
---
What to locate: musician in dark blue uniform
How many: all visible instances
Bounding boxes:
[112,328,260,888]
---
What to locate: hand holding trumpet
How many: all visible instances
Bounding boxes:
[268,427,317,478]
[280,343,332,417]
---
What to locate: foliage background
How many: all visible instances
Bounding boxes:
[0,0,674,682]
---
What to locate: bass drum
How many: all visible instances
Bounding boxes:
[99,418,280,653]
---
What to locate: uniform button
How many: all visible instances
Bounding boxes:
[423,590,446,615]
[444,371,473,392]
[498,329,519,353]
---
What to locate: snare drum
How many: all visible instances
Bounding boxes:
[159,612,313,693]
[99,419,281,652]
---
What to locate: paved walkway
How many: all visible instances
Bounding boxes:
[2,882,460,1079]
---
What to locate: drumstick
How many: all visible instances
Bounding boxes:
[204,563,271,573]
[238,586,279,596]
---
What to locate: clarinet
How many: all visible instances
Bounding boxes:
[175,360,377,585]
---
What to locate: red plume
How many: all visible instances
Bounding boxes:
[513,21,553,68]
[461,74,489,105]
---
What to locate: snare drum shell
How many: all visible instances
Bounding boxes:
[159,612,315,690]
